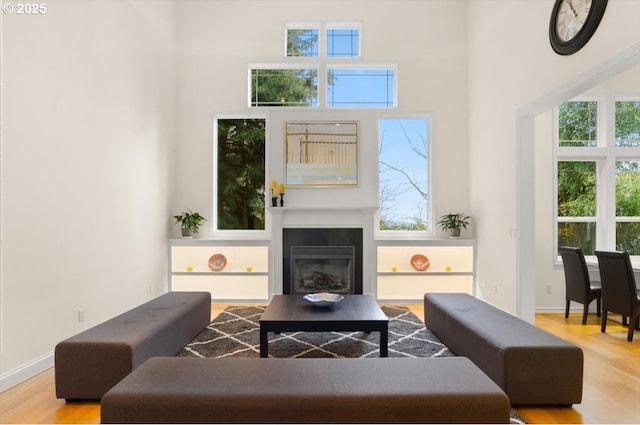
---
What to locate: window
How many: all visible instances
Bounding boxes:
[252,24,394,109]
[250,67,318,107]
[327,27,359,57]
[215,118,266,231]
[616,160,640,253]
[557,161,597,253]
[558,101,597,147]
[555,99,640,256]
[616,101,640,147]
[286,27,318,57]
[378,117,430,232]
[328,68,396,108]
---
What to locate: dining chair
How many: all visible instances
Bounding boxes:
[595,250,640,342]
[559,247,601,324]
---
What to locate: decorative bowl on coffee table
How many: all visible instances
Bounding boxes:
[303,293,344,308]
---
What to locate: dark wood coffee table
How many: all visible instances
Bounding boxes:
[259,295,389,358]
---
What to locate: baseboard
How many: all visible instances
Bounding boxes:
[535,308,565,313]
[0,351,53,392]
[535,307,599,314]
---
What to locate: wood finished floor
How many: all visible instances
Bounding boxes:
[1,304,638,424]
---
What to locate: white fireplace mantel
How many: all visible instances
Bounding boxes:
[269,206,379,216]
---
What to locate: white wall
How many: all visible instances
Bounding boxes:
[467,0,640,315]
[0,0,177,388]
[172,0,471,238]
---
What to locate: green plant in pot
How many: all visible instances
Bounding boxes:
[174,209,206,238]
[437,213,470,238]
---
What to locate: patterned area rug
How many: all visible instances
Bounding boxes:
[178,305,525,423]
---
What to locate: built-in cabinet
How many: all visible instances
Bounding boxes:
[169,239,269,302]
[169,237,475,303]
[375,239,476,302]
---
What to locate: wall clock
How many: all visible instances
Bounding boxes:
[549,0,608,55]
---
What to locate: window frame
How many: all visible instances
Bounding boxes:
[554,96,640,262]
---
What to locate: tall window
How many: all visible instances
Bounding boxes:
[555,99,640,256]
[215,118,266,231]
[378,117,430,232]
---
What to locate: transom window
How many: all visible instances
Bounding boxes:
[250,67,318,107]
[327,27,359,57]
[286,27,318,57]
[328,68,395,108]
[252,24,395,108]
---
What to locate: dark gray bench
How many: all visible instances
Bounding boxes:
[424,293,583,405]
[55,291,211,401]
[100,357,511,424]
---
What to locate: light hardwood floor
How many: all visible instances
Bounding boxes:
[1,305,638,424]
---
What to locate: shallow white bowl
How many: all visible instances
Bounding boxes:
[303,292,345,307]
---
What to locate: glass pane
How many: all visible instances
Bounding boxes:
[557,161,596,216]
[327,28,359,57]
[378,118,429,231]
[616,161,640,217]
[615,101,640,147]
[558,101,597,147]
[616,222,640,255]
[286,28,318,57]
[327,68,395,108]
[251,68,318,107]
[558,222,597,255]
[216,119,266,230]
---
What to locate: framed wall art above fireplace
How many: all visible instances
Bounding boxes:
[284,121,359,187]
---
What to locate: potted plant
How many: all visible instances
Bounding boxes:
[174,209,206,238]
[437,213,471,238]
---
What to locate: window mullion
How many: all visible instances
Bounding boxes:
[598,98,617,250]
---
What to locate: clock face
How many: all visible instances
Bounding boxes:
[556,0,593,42]
[549,0,608,55]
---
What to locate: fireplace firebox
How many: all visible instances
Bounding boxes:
[290,246,354,294]
[283,228,363,295]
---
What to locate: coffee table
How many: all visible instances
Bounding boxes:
[259,295,389,357]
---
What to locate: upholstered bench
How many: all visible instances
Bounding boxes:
[100,357,511,423]
[55,291,211,401]
[424,293,583,405]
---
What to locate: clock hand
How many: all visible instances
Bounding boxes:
[566,0,579,17]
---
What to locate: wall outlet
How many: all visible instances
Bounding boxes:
[545,283,552,294]
[78,309,85,323]
[149,284,153,295]
[492,283,498,294]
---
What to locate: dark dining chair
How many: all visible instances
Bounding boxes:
[559,247,601,324]
[595,250,640,342]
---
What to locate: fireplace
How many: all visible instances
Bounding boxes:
[283,228,363,295]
